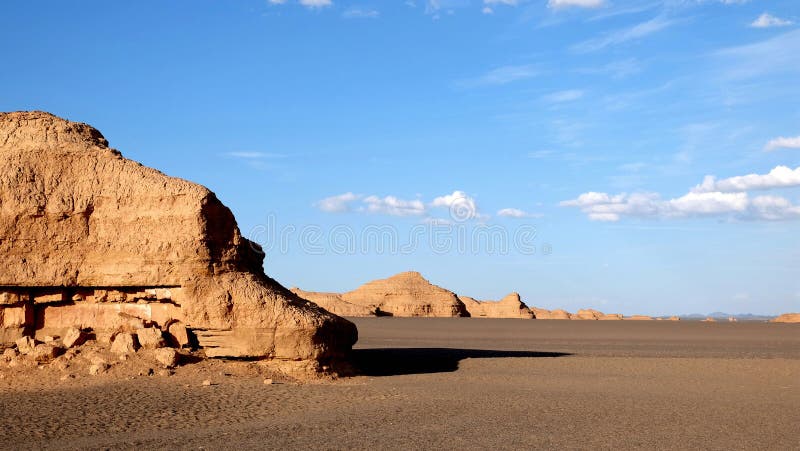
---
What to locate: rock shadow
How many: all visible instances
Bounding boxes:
[352,348,571,376]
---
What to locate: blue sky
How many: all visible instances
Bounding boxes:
[2,0,799,315]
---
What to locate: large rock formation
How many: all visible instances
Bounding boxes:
[772,313,800,323]
[289,288,376,317]
[339,272,468,317]
[460,293,534,319]
[0,111,356,365]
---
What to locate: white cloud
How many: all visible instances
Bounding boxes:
[456,64,538,88]
[764,136,800,151]
[268,0,287,3]
[316,190,485,220]
[315,192,360,213]
[484,0,518,5]
[482,7,493,14]
[342,8,379,18]
[300,0,332,8]
[548,0,604,9]
[692,166,800,193]
[497,208,541,218]
[573,16,673,52]
[431,190,481,220]
[562,166,800,222]
[543,89,584,103]
[362,195,426,216]
[751,13,792,28]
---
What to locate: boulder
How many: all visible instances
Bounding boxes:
[166,321,191,348]
[291,288,377,317]
[32,343,63,363]
[110,332,139,354]
[0,111,356,365]
[15,336,36,355]
[460,293,534,319]
[61,327,86,348]
[772,313,800,323]
[341,272,468,317]
[154,348,180,368]
[137,327,167,349]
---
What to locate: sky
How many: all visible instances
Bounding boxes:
[1,0,799,316]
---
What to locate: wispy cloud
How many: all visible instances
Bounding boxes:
[223,152,287,170]
[269,0,333,8]
[750,13,793,28]
[716,29,800,79]
[315,192,360,213]
[455,64,538,88]
[572,16,674,52]
[543,89,584,103]
[764,136,800,152]
[548,0,605,9]
[497,208,543,218]
[300,0,332,8]
[342,7,379,18]
[576,58,642,79]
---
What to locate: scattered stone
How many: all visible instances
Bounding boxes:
[15,336,36,355]
[110,332,139,354]
[202,379,212,386]
[60,374,75,381]
[263,378,274,385]
[157,369,173,377]
[32,343,64,363]
[89,362,109,375]
[154,348,180,368]
[137,327,167,349]
[43,335,58,343]
[166,321,191,348]
[2,347,17,361]
[62,327,86,348]
[119,354,128,362]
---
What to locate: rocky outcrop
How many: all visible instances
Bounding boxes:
[772,313,800,323]
[531,308,572,320]
[0,111,356,366]
[625,315,654,321]
[340,272,468,317]
[460,293,534,319]
[290,288,376,317]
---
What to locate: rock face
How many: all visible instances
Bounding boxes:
[531,308,572,320]
[772,313,800,323]
[461,293,534,319]
[0,111,356,365]
[290,288,376,317]
[340,272,468,317]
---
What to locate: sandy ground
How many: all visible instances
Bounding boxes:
[1,319,799,450]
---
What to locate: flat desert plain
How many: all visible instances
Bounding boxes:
[2,319,799,450]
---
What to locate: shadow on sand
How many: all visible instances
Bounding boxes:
[352,348,571,376]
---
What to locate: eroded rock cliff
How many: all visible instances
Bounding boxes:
[0,111,357,366]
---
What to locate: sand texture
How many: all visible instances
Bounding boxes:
[1,319,798,450]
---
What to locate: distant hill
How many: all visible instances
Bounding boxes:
[678,312,776,321]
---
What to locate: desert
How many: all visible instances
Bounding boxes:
[4,2,800,450]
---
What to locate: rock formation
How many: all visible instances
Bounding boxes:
[530,307,572,320]
[460,293,534,319]
[0,111,356,366]
[289,288,376,317]
[772,313,800,323]
[625,315,654,321]
[339,272,468,317]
